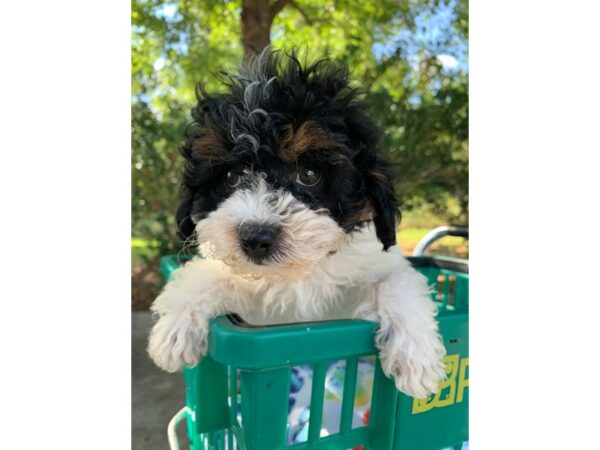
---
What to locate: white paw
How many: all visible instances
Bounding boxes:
[377,328,447,399]
[147,310,208,372]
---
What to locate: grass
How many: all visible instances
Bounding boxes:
[397,227,468,258]
[397,207,468,258]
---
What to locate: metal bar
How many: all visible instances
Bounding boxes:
[167,406,190,450]
[412,226,468,256]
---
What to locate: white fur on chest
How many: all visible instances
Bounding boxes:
[204,226,410,325]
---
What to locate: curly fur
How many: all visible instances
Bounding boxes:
[148,49,446,398]
[176,49,399,249]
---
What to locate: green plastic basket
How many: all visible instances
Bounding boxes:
[160,255,468,450]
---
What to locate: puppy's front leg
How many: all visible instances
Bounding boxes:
[355,265,447,398]
[147,258,232,372]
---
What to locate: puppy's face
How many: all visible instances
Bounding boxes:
[177,52,399,282]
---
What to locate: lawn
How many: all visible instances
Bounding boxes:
[397,227,468,259]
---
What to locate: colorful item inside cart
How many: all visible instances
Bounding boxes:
[287,358,375,444]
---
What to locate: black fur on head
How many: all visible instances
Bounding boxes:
[176,49,400,250]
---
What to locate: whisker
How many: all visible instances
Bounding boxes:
[177,234,198,259]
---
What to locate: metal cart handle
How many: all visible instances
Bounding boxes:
[167,406,190,450]
[412,226,468,256]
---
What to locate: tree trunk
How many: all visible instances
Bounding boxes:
[241,0,275,59]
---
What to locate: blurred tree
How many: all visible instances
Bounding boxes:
[132,0,468,259]
[240,0,287,57]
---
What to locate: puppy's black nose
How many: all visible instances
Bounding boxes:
[238,223,281,262]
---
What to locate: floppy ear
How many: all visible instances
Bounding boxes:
[346,111,400,250]
[365,165,400,251]
[175,185,195,242]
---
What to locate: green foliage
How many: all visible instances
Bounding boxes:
[132,0,468,255]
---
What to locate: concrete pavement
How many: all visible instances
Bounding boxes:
[132,311,189,449]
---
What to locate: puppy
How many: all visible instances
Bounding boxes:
[148,50,446,398]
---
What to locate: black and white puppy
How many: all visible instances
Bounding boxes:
[148,50,446,398]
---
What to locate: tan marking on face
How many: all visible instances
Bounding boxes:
[191,127,234,163]
[340,204,377,229]
[355,205,376,222]
[278,121,337,161]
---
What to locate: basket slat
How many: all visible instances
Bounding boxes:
[240,366,291,450]
[307,362,327,443]
[340,358,358,434]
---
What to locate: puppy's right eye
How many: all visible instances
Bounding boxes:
[295,167,321,187]
[226,171,242,188]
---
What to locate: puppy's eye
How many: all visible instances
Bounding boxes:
[295,168,321,187]
[225,171,243,188]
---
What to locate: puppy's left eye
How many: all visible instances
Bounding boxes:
[226,171,243,188]
[295,168,322,187]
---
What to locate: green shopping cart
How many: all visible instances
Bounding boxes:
[161,226,468,450]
